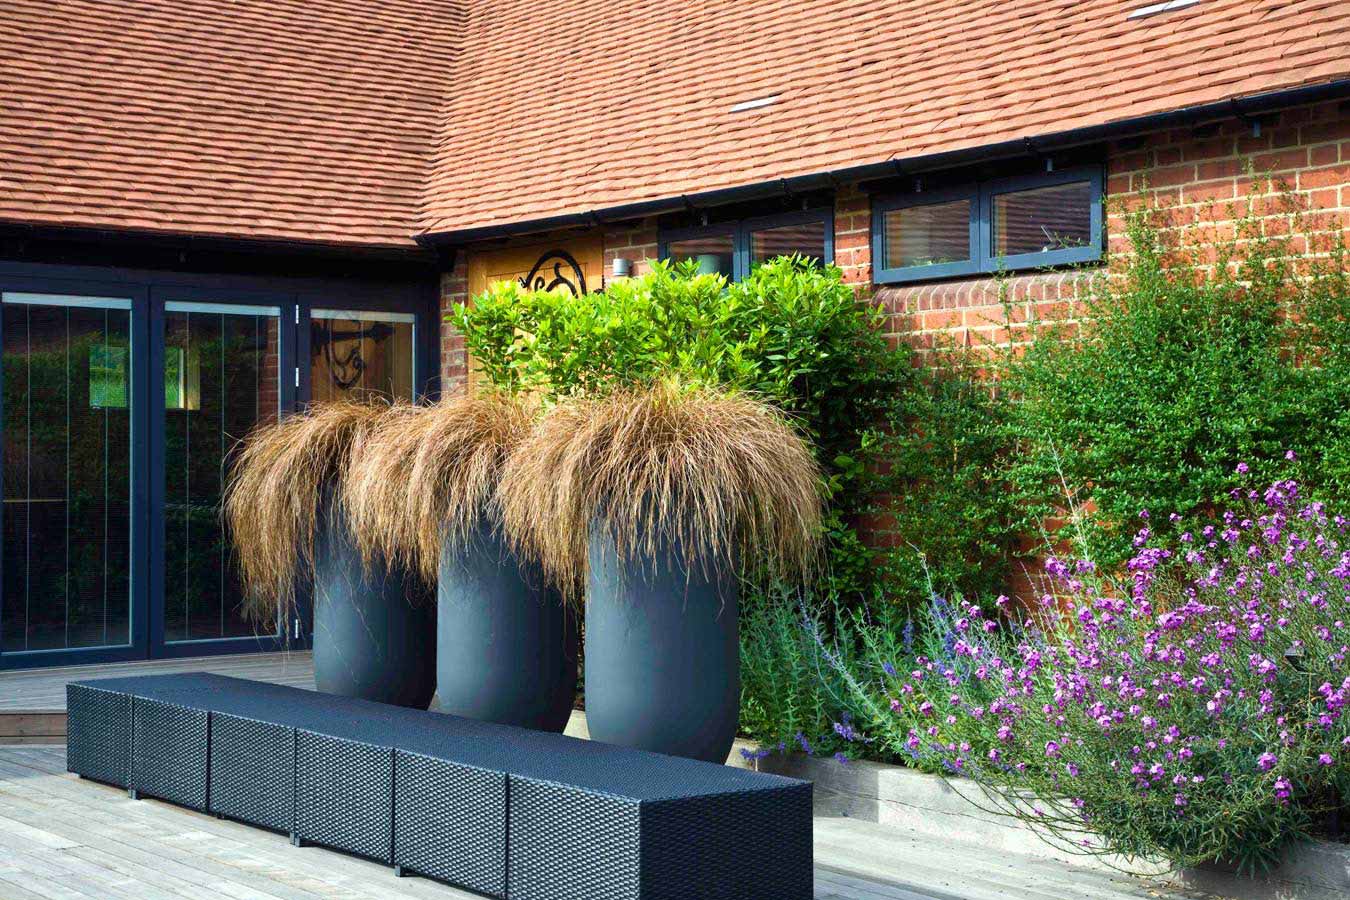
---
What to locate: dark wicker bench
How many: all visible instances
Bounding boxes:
[66,672,812,900]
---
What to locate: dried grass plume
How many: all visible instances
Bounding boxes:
[499,379,823,595]
[223,400,386,622]
[342,392,535,584]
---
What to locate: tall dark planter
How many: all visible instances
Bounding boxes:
[312,505,436,709]
[584,528,739,763]
[435,520,577,731]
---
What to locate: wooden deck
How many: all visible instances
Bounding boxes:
[0,656,1214,898]
[0,652,315,744]
[0,744,1205,900]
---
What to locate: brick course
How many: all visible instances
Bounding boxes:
[862,101,1350,367]
[439,255,469,394]
[438,99,1350,593]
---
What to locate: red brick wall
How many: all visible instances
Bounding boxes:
[602,218,659,278]
[439,254,469,394]
[439,98,1350,390]
[833,184,872,287]
[1106,100,1350,236]
[869,100,1350,363]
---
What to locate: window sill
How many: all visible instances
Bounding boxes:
[874,254,1104,287]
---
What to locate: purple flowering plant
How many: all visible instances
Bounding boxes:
[739,591,869,761]
[827,477,1348,872]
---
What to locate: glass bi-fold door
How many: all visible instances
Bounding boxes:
[0,287,423,668]
[153,301,418,656]
[307,308,416,403]
[154,300,289,655]
[0,292,137,659]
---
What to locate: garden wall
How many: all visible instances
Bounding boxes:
[753,751,1350,900]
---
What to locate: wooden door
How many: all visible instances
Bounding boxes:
[463,236,604,387]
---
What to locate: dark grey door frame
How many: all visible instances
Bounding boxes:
[0,257,439,670]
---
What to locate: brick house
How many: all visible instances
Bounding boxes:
[1,0,1347,669]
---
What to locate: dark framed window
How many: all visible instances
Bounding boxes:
[872,167,1103,283]
[659,208,834,281]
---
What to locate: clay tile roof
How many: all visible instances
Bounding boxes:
[1,0,465,249]
[4,1,1348,248]
[419,0,1350,238]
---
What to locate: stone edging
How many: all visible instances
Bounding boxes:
[747,751,1350,900]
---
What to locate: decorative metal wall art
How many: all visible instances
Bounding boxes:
[519,249,587,295]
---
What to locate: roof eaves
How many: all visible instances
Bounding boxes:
[417,76,1350,248]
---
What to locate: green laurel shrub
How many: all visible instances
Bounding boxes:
[451,256,912,599]
[1003,190,1350,567]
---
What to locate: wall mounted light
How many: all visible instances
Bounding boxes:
[611,257,633,278]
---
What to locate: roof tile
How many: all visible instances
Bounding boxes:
[2,0,1347,246]
[419,0,1350,236]
[1,0,465,247]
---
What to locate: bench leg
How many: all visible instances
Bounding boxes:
[128,788,139,800]
[290,833,303,848]
[393,865,405,878]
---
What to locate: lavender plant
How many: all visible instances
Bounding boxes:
[738,590,868,764]
[831,474,1348,872]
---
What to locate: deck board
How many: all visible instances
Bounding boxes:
[0,744,1213,900]
[0,652,316,713]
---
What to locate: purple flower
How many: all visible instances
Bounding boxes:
[1257,752,1278,771]
[1045,740,1061,758]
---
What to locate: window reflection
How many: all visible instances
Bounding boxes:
[665,235,735,278]
[310,310,415,402]
[994,181,1093,257]
[884,199,972,270]
[2,294,133,651]
[163,303,281,643]
[750,222,826,269]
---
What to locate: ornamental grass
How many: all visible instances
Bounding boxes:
[498,379,824,596]
[223,399,386,621]
[341,391,535,584]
